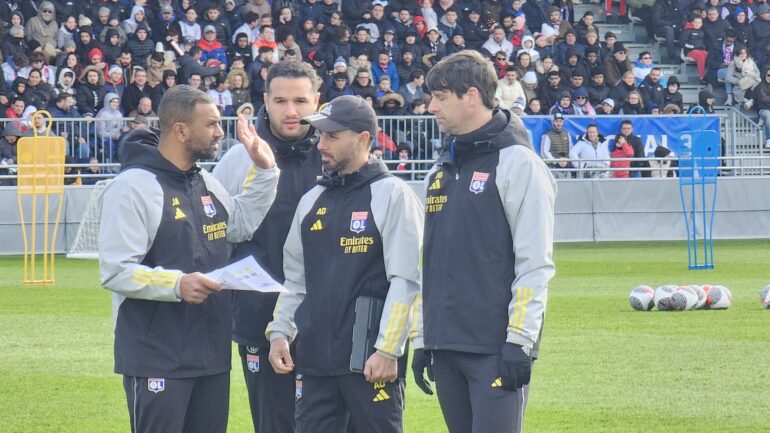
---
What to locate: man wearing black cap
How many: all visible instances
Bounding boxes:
[267,94,423,433]
[414,49,555,433]
[603,42,632,86]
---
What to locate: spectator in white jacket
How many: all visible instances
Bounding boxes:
[495,67,526,109]
[569,123,611,178]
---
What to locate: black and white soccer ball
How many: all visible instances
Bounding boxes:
[760,284,770,309]
[670,286,699,311]
[629,285,655,311]
[706,285,733,310]
[654,285,677,311]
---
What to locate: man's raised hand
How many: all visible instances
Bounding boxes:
[236,114,276,170]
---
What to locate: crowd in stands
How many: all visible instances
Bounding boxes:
[0,0,764,177]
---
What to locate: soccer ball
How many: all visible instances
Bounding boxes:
[654,285,677,311]
[760,284,770,309]
[670,286,698,311]
[629,285,655,311]
[691,285,708,310]
[706,285,733,309]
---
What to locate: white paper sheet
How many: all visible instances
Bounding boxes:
[206,256,286,293]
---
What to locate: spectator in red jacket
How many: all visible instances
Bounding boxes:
[610,134,635,178]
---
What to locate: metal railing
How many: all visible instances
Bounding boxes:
[1,109,767,182]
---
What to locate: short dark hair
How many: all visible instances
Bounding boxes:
[620,119,633,128]
[189,46,202,57]
[426,50,497,110]
[265,61,319,93]
[245,11,259,23]
[410,70,424,81]
[411,98,425,108]
[158,85,215,131]
[276,25,294,43]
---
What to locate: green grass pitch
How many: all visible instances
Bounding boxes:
[1,240,770,433]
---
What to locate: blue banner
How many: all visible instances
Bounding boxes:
[522,115,721,157]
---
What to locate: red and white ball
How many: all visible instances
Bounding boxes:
[629,285,655,311]
[760,284,770,309]
[705,285,733,309]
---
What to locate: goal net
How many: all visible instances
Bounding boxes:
[66,180,110,259]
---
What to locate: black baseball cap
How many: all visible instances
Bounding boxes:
[301,95,378,137]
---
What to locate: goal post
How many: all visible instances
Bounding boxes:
[66,180,110,260]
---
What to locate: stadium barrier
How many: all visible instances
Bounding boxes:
[0,109,764,175]
[3,172,770,255]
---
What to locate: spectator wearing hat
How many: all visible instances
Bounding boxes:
[198,25,228,68]
[460,8,490,51]
[25,1,59,60]
[496,66,525,110]
[650,145,678,177]
[541,6,573,45]
[151,69,178,108]
[125,25,154,69]
[596,97,615,114]
[324,72,354,102]
[549,90,576,115]
[378,91,406,118]
[122,6,149,37]
[95,92,125,161]
[55,67,77,98]
[101,28,124,65]
[153,4,183,51]
[104,64,126,96]
[653,0,684,63]
[603,42,632,86]
[401,31,425,60]
[729,7,752,49]
[445,33,468,55]
[555,30,584,66]
[520,70,539,102]
[572,87,595,115]
[421,26,447,68]
[662,75,683,111]
[99,15,128,47]
[372,49,400,91]
[374,28,401,61]
[541,112,573,176]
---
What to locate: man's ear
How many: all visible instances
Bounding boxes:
[172,122,188,143]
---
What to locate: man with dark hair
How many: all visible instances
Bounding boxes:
[229,33,257,68]
[232,11,261,44]
[99,84,279,433]
[171,41,224,84]
[617,119,648,177]
[414,49,556,433]
[638,68,665,110]
[212,61,324,433]
[121,67,153,115]
[267,94,423,433]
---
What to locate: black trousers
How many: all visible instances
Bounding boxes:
[123,372,229,433]
[238,344,296,433]
[296,373,404,433]
[432,350,529,433]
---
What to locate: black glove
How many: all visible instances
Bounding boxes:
[499,343,532,391]
[411,348,434,395]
